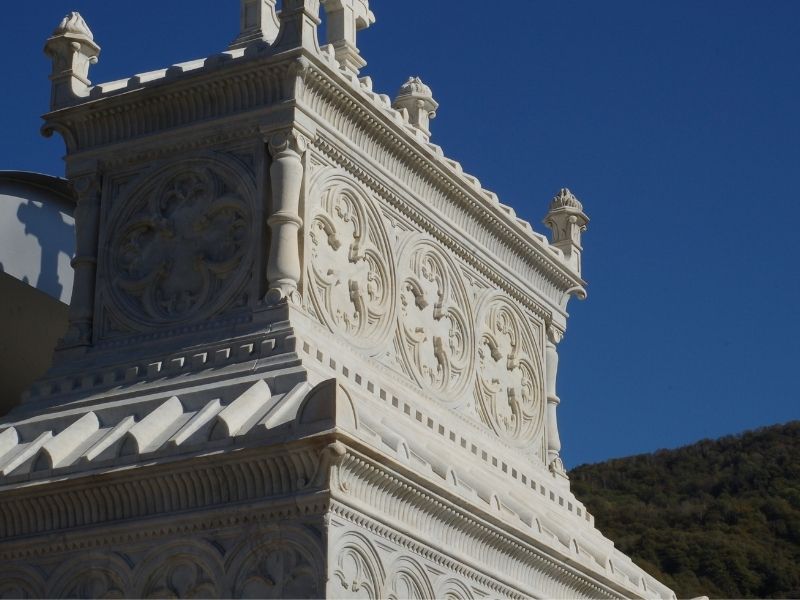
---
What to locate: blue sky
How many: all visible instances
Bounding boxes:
[2,1,798,467]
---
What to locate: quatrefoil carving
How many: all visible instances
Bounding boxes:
[307,172,395,353]
[108,158,255,327]
[396,237,474,402]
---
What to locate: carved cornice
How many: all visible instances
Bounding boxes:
[311,138,556,322]
[0,437,335,541]
[297,59,584,302]
[43,47,583,319]
[329,451,657,599]
[43,55,293,154]
[0,497,327,562]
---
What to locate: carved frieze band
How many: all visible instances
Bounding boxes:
[328,499,618,600]
[0,524,325,599]
[306,167,546,447]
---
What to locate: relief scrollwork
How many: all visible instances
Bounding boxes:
[396,236,475,402]
[436,579,475,600]
[106,155,256,328]
[475,294,545,446]
[306,171,396,353]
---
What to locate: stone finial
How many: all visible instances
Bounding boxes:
[543,188,589,276]
[44,12,100,111]
[229,0,280,49]
[321,0,375,74]
[392,77,439,141]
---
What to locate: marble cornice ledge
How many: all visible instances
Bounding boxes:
[326,441,670,600]
[0,433,340,540]
[41,48,301,154]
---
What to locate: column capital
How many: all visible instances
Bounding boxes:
[546,323,564,345]
[266,128,309,158]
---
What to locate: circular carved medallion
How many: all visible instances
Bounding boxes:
[306,172,395,353]
[396,236,474,401]
[107,157,255,327]
[475,294,545,446]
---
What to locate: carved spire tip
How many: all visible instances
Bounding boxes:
[52,11,94,40]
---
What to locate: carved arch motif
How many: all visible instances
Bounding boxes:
[396,235,475,402]
[0,566,46,599]
[105,154,256,329]
[331,531,385,599]
[134,541,224,599]
[436,578,475,600]
[381,556,435,600]
[306,170,396,353]
[475,294,545,446]
[226,525,324,599]
[47,553,131,599]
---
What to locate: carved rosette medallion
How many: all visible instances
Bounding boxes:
[396,236,474,401]
[475,294,545,446]
[106,156,255,328]
[306,171,395,353]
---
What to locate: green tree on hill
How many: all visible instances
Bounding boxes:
[569,421,800,599]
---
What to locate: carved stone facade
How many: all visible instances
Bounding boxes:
[0,2,675,598]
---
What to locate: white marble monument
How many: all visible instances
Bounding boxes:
[0,3,675,598]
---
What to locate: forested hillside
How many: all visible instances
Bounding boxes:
[569,421,800,599]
